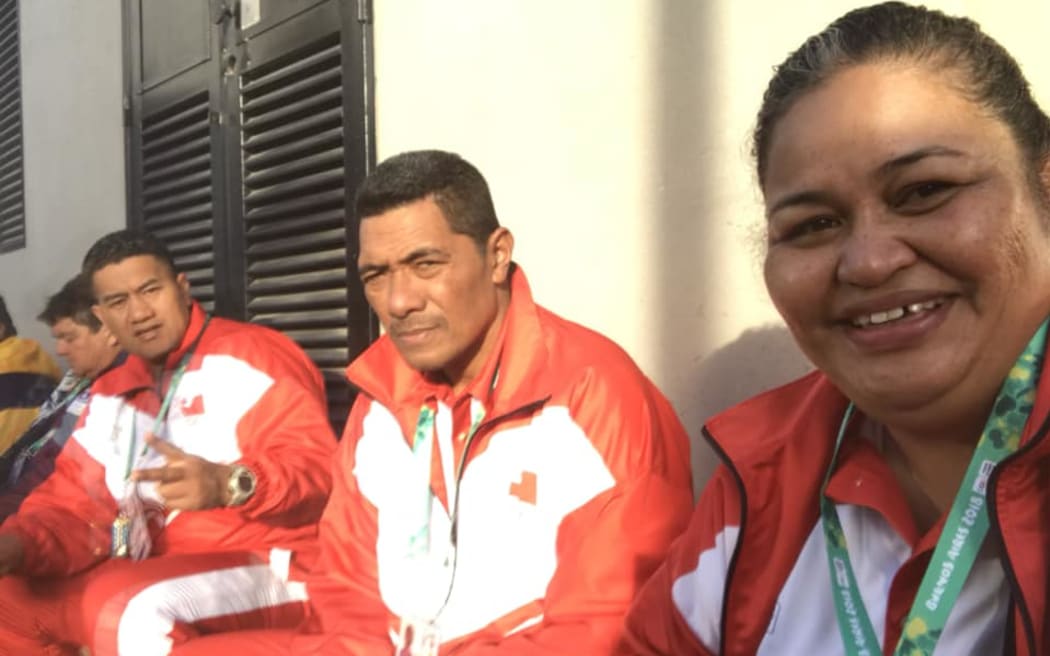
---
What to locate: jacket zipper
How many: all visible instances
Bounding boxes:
[986,408,1050,656]
[449,396,551,547]
[701,426,748,656]
[435,396,553,635]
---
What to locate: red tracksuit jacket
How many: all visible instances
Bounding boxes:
[296,266,694,655]
[626,370,1050,656]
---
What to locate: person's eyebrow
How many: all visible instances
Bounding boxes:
[98,290,129,304]
[358,247,448,277]
[135,277,161,293]
[875,145,966,177]
[97,277,162,304]
[357,261,386,278]
[400,247,447,264]
[767,190,836,216]
[767,146,967,216]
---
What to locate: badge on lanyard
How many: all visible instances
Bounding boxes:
[111,513,130,558]
[397,617,441,656]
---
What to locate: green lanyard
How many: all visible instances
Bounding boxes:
[50,377,91,414]
[122,316,211,481]
[407,399,485,559]
[821,319,1047,656]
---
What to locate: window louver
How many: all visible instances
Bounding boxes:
[0,0,24,255]
[241,32,354,431]
[140,91,216,312]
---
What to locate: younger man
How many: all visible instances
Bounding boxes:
[0,232,338,655]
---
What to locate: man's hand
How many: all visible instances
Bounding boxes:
[0,533,24,576]
[131,435,233,511]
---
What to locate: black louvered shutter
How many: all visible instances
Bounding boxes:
[234,0,373,433]
[0,0,25,254]
[139,91,219,311]
[126,0,226,315]
[126,0,375,435]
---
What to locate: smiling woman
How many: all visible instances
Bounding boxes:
[626,3,1050,656]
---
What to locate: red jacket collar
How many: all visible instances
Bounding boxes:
[705,369,848,478]
[94,302,207,396]
[347,265,552,437]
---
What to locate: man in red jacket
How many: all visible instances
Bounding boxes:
[173,149,694,656]
[0,231,338,655]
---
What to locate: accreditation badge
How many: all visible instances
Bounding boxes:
[396,617,441,656]
[111,513,130,558]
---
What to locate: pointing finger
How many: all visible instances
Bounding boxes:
[145,434,187,460]
[131,466,185,484]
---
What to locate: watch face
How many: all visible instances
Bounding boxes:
[236,472,254,492]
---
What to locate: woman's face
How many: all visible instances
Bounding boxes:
[763,62,1050,424]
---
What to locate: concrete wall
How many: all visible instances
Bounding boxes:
[371,0,1050,490]
[0,1,126,349]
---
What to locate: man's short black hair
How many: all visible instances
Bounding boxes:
[37,275,101,331]
[0,294,15,337]
[82,229,179,282]
[354,150,500,250]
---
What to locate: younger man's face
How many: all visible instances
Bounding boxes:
[92,255,192,367]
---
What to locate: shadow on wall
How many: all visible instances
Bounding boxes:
[652,0,716,468]
[688,325,814,495]
[652,4,815,497]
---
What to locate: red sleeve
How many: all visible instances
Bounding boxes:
[623,466,743,656]
[233,376,337,525]
[0,405,116,577]
[298,396,393,655]
[224,335,338,525]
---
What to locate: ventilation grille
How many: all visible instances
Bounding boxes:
[0,0,25,255]
[140,91,216,311]
[241,32,352,431]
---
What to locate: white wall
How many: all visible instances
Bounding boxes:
[372,0,1050,491]
[0,1,126,349]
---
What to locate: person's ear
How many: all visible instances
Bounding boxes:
[487,227,514,285]
[92,304,106,329]
[99,323,119,349]
[176,272,191,303]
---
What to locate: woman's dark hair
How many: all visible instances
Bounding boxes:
[753,2,1050,194]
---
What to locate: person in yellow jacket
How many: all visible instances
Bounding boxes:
[0,295,60,451]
